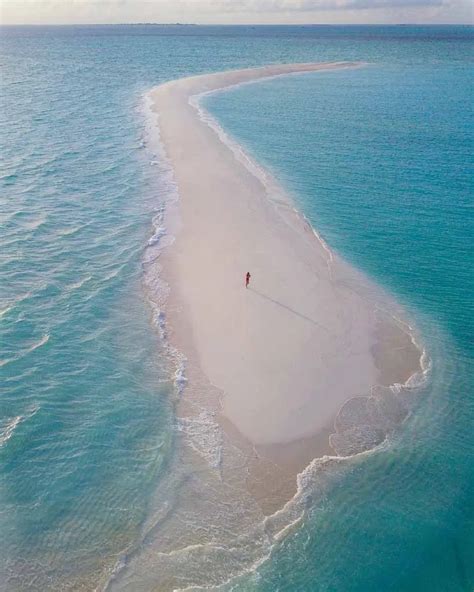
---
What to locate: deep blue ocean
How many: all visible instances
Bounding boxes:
[1,25,473,592]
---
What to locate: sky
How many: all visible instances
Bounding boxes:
[0,0,472,25]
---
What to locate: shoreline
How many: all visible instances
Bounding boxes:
[145,60,424,504]
[109,61,428,590]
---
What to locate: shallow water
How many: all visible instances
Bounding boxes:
[205,38,474,592]
[1,25,473,591]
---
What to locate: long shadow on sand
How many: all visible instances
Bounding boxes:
[249,288,328,332]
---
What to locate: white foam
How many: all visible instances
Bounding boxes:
[384,308,432,393]
[67,275,93,291]
[139,92,190,405]
[308,216,334,277]
[56,224,84,238]
[28,333,49,352]
[147,225,166,247]
[0,334,50,368]
[140,95,180,264]
[0,305,13,318]
[152,308,167,340]
[0,404,39,447]
[177,411,222,472]
[172,351,188,395]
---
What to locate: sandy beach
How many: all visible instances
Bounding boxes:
[148,61,421,494]
[103,61,426,590]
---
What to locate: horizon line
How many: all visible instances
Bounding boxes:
[1,22,472,27]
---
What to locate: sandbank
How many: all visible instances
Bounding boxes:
[147,61,422,476]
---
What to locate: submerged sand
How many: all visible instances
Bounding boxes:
[148,60,421,484]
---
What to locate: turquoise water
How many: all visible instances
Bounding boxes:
[1,25,473,591]
[205,46,473,592]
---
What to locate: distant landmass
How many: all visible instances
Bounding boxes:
[120,23,197,26]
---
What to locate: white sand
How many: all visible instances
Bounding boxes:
[148,62,410,447]
[102,65,423,592]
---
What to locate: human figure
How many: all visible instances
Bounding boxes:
[245,272,251,288]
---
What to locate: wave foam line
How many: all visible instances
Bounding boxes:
[140,92,190,405]
[0,334,50,368]
[0,404,39,447]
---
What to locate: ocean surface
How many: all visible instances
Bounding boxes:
[1,24,473,591]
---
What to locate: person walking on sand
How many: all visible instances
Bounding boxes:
[245,272,251,288]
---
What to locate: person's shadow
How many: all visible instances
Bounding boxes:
[249,288,328,332]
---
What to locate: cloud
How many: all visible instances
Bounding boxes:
[1,0,470,25]
[0,0,450,13]
[197,0,446,10]
[111,0,448,12]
